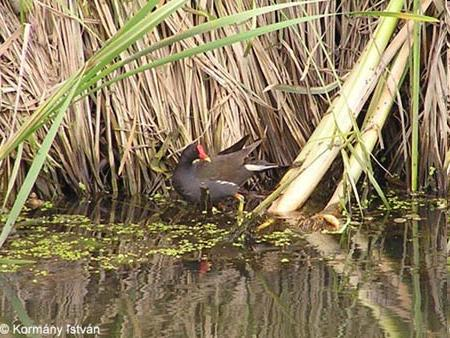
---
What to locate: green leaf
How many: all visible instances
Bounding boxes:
[87,13,330,95]
[87,0,187,77]
[0,67,86,248]
[83,1,322,89]
[2,143,23,209]
[350,11,439,23]
[0,258,35,265]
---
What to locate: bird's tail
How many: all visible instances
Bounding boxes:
[244,162,287,172]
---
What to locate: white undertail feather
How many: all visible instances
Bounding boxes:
[244,164,279,171]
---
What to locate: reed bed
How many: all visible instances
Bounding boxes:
[0,0,447,202]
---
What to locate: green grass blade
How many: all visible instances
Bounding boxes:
[0,68,86,248]
[83,1,323,88]
[2,143,23,209]
[100,0,158,51]
[351,11,438,23]
[0,73,81,160]
[0,2,324,162]
[0,258,35,265]
[411,0,421,191]
[87,0,187,76]
[85,14,330,96]
[0,275,39,338]
[0,1,186,161]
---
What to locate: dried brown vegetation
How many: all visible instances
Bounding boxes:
[0,0,447,200]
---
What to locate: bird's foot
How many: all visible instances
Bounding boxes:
[234,193,245,225]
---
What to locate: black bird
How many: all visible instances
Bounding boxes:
[172,136,281,210]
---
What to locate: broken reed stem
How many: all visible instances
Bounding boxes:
[323,37,412,214]
[265,0,405,214]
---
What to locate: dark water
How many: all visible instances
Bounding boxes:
[0,197,447,337]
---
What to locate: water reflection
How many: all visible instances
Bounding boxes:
[0,198,447,337]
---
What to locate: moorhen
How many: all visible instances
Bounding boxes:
[172,136,281,212]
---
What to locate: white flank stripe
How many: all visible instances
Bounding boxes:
[214,180,238,187]
[244,164,278,171]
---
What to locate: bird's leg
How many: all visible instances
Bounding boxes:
[200,186,212,214]
[234,193,245,224]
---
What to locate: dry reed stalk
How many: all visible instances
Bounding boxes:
[417,26,448,192]
[0,0,446,203]
[0,0,343,197]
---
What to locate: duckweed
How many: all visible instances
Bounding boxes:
[0,210,231,272]
[262,229,300,247]
[1,191,442,274]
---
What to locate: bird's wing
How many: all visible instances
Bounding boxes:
[218,135,250,155]
[195,139,263,183]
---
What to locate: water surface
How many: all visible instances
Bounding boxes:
[0,197,447,337]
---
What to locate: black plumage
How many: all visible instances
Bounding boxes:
[172,136,280,203]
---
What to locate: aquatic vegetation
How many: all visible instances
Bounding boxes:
[0,211,232,272]
[260,229,301,247]
[146,222,229,258]
[0,191,446,274]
